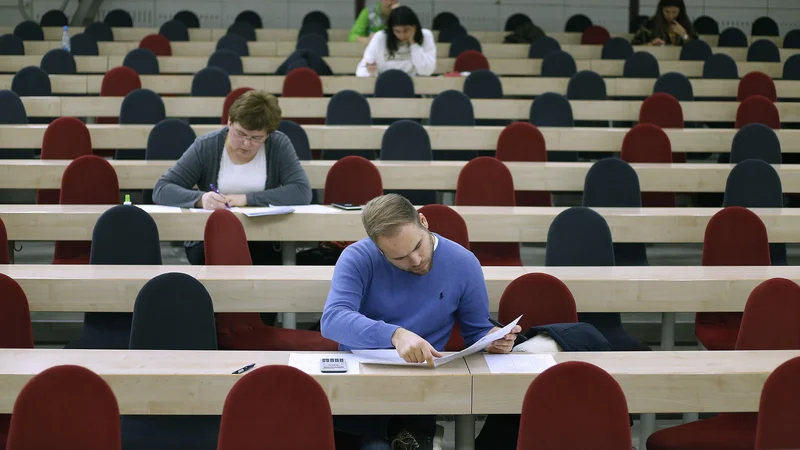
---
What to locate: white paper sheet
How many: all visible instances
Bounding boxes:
[187,206,294,217]
[135,205,183,213]
[483,354,557,374]
[291,204,342,214]
[189,208,211,213]
[288,353,361,375]
[353,315,523,368]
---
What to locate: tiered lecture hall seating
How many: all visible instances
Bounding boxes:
[2,6,800,450]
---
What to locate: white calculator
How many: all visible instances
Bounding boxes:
[320,357,348,373]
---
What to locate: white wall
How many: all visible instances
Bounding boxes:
[1,0,800,33]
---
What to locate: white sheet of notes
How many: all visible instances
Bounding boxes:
[484,354,558,374]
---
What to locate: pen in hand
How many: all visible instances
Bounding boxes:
[488,317,504,328]
[209,183,230,209]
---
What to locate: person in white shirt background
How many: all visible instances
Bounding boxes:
[355,6,437,77]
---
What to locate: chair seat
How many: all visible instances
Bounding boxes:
[218,323,339,351]
[121,415,220,450]
[471,243,522,266]
[696,312,742,350]
[646,413,757,450]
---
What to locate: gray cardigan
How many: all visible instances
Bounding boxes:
[152,127,312,208]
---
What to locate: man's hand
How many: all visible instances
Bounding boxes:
[486,325,522,354]
[392,328,443,366]
[225,194,247,207]
[197,191,229,209]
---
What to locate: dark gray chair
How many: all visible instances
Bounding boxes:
[785,30,800,49]
[505,13,532,32]
[381,120,436,205]
[449,35,481,57]
[623,51,660,78]
[216,34,249,57]
[601,37,633,60]
[40,9,68,27]
[159,20,189,42]
[730,123,781,164]
[13,21,44,41]
[298,23,328,41]
[752,16,779,36]
[718,27,748,47]
[278,120,311,160]
[541,50,577,77]
[654,72,694,101]
[207,49,243,75]
[116,89,166,160]
[0,34,24,55]
[303,11,331,29]
[70,33,99,56]
[104,9,133,27]
[748,39,781,62]
[528,36,560,58]
[429,90,477,161]
[235,10,262,28]
[40,48,76,75]
[432,12,459,31]
[693,16,719,35]
[464,69,503,99]
[703,53,739,79]
[85,22,114,42]
[0,89,34,159]
[227,21,256,41]
[173,11,200,28]
[323,90,375,160]
[11,65,51,96]
[784,54,800,80]
[123,48,159,75]
[374,69,415,98]
[438,24,467,43]
[296,33,328,57]
[565,14,592,32]
[530,92,576,162]
[679,39,712,61]
[567,71,609,156]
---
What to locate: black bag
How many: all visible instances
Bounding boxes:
[503,23,545,44]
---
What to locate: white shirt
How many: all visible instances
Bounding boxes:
[355,29,437,77]
[216,145,267,195]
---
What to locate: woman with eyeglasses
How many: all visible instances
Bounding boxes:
[153,90,312,267]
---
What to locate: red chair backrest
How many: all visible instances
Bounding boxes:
[738,71,777,102]
[6,365,121,450]
[98,67,141,125]
[221,87,254,124]
[281,67,323,97]
[204,209,253,265]
[38,117,94,204]
[639,93,684,128]
[517,361,632,450]
[454,50,489,72]
[499,273,578,331]
[736,278,800,351]
[496,122,547,162]
[0,218,9,265]
[581,25,611,45]
[323,156,383,205]
[59,156,120,205]
[736,95,781,129]
[0,273,33,349]
[620,123,676,207]
[755,356,800,449]
[138,34,171,56]
[455,156,515,207]
[217,365,335,450]
[418,204,469,249]
[702,206,771,266]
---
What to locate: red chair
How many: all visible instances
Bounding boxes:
[697,206,771,351]
[205,209,338,351]
[138,34,171,56]
[648,277,800,450]
[639,93,685,162]
[282,68,324,126]
[220,87,254,124]
[756,356,800,449]
[498,273,578,331]
[37,117,93,205]
[495,122,551,207]
[218,366,335,450]
[453,50,489,72]
[738,71,777,102]
[53,156,120,265]
[736,95,781,129]
[323,156,383,205]
[0,218,9,264]
[620,123,676,207]
[455,157,522,266]
[517,361,631,450]
[96,66,141,156]
[581,25,611,45]
[0,273,33,448]
[6,365,120,450]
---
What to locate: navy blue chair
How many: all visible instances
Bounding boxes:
[298,23,328,41]
[123,48,159,75]
[438,24,467,43]
[374,69,415,98]
[85,21,114,41]
[530,92,576,162]
[464,69,503,99]
[693,16,719,35]
[323,90,375,160]
[227,21,256,41]
[40,48,76,75]
[449,35,481,57]
[432,12,459,31]
[159,20,189,42]
[785,30,800,49]
[117,89,166,160]
[703,53,739,79]
[567,70,606,100]
[748,39,781,62]
[13,21,43,40]
[235,10,262,28]
[278,120,311,160]
[731,123,781,164]
[784,54,800,80]
[582,158,648,267]
[216,34,249,57]
[545,206,651,352]
[143,119,196,203]
[0,89,34,159]
[173,11,200,28]
[723,159,787,266]
[0,34,24,55]
[11,66,51,96]
[541,50,577,77]
[654,72,694,101]
[191,66,231,97]
[623,51,660,78]
[680,39,712,61]
[303,11,331,29]
[565,14,592,32]
[122,272,220,450]
[71,205,163,350]
[505,13,532,32]
[601,37,633,60]
[104,9,133,27]
[380,120,436,205]
[429,90,478,161]
[207,49,243,75]
[40,9,68,27]
[528,36,561,58]
[69,33,99,56]
[752,16,779,36]
[296,33,328,57]
[718,27,748,47]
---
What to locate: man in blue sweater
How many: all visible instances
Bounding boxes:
[321,194,520,450]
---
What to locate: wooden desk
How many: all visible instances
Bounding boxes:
[2,125,800,153]
[1,204,799,243]
[14,96,800,121]
[0,349,472,415]
[5,264,795,314]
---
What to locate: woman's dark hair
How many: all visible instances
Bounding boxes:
[652,0,694,35]
[385,6,424,56]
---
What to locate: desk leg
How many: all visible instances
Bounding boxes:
[660,312,675,351]
[639,413,656,449]
[282,242,297,330]
[682,413,698,423]
[454,415,475,450]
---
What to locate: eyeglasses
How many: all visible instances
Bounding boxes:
[232,128,267,145]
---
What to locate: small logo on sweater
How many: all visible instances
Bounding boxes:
[439,291,444,300]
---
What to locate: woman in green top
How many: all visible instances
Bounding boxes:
[349,0,399,43]
[632,0,695,46]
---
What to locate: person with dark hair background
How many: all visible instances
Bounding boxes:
[355,5,436,77]
[632,0,696,46]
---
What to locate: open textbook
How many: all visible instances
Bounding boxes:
[352,315,523,368]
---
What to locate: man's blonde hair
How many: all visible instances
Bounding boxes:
[362,194,421,242]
